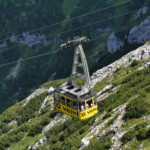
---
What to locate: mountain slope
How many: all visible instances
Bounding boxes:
[1,0,150,113]
[0,43,150,150]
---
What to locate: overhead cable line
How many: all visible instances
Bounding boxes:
[0,0,131,44]
[0,5,145,53]
[0,49,60,68]
[0,20,144,68]
[54,7,146,37]
[89,20,143,42]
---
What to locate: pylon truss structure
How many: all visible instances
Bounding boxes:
[60,36,91,97]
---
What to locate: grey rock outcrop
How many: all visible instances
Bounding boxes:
[96,104,127,150]
[42,115,69,134]
[0,41,7,49]
[10,32,51,47]
[48,72,56,81]
[10,34,18,43]
[138,61,150,70]
[97,84,113,96]
[47,87,54,95]
[107,32,124,53]
[23,88,48,107]
[96,27,112,33]
[128,16,150,44]
[22,32,46,47]
[141,48,149,60]
[144,61,150,68]
[139,143,144,149]
[98,129,116,140]
[38,96,51,115]
[28,136,47,150]
[80,104,127,149]
[8,120,17,126]
[91,43,150,88]
[135,7,148,20]
[28,114,69,149]
[7,58,22,79]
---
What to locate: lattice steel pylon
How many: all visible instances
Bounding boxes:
[59,36,91,97]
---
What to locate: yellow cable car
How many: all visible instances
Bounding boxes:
[54,88,98,121]
[54,36,98,120]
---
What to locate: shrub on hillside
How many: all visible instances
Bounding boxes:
[107,113,120,126]
[0,104,22,123]
[130,60,141,67]
[135,122,148,131]
[17,92,47,125]
[40,117,51,126]
[133,123,150,140]
[146,128,150,137]
[124,97,150,119]
[0,130,25,148]
[121,129,137,144]
[123,123,150,141]
[84,137,112,150]
[49,110,58,118]
[137,128,148,140]
[0,122,10,134]
[102,112,111,120]
[0,144,5,150]
[28,123,43,136]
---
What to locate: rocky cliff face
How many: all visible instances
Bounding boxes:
[128,16,150,44]
[91,42,150,87]
[107,32,124,53]
[107,15,150,53]
[135,7,149,20]
[10,32,51,47]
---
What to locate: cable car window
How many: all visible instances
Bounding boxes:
[86,99,93,109]
[94,97,97,105]
[61,96,65,105]
[72,101,77,110]
[55,93,60,101]
[66,98,70,107]
[79,102,85,111]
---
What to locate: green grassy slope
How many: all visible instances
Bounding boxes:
[0,56,149,149]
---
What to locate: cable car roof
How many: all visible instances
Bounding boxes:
[54,87,96,102]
